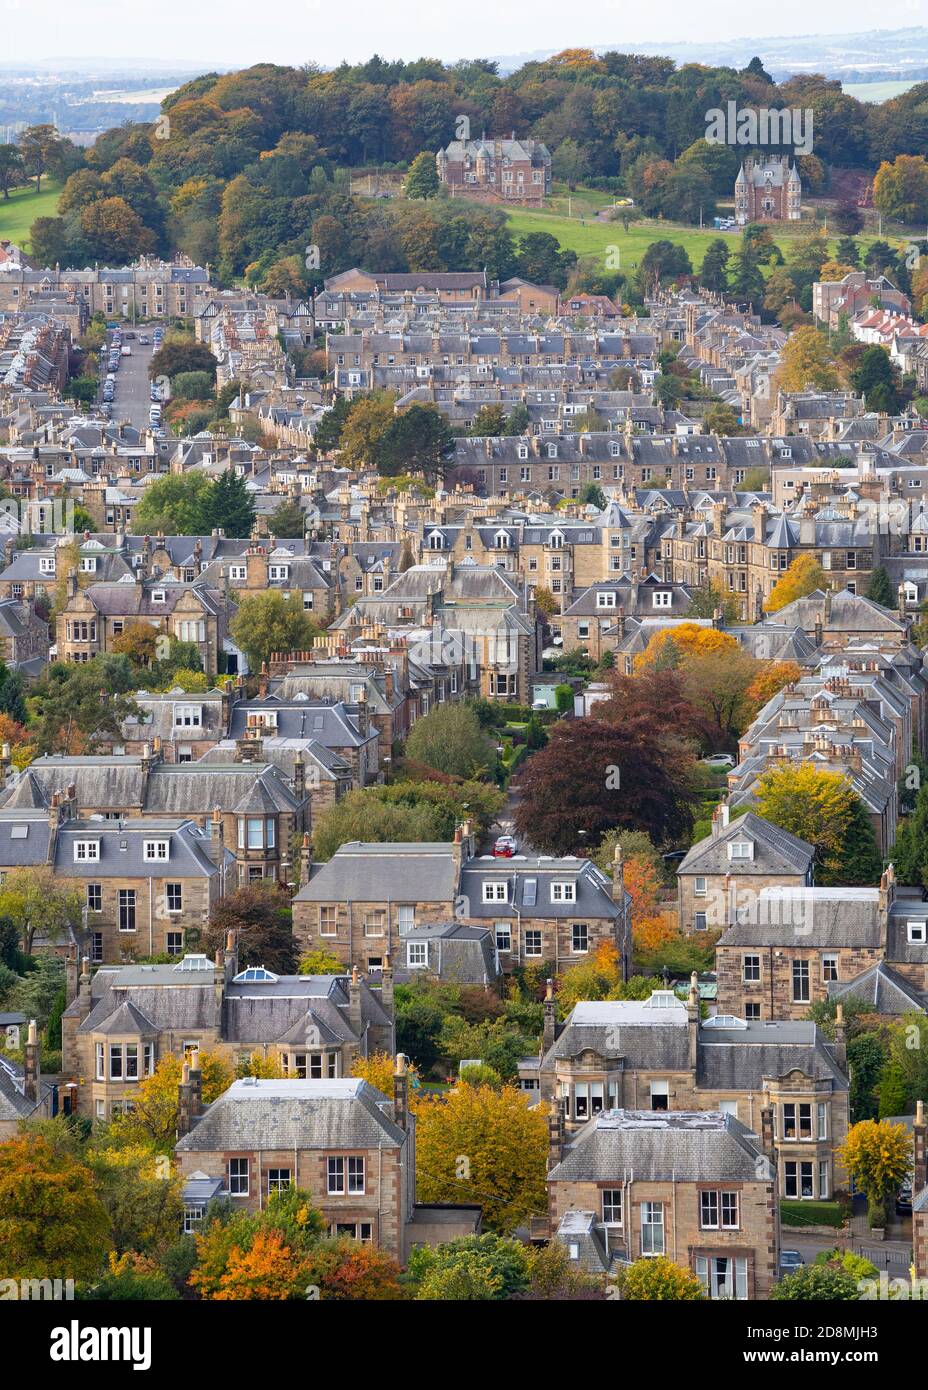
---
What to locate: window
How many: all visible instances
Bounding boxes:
[320,906,337,937]
[822,953,838,982]
[596,591,617,610]
[347,1156,364,1193]
[907,920,927,943]
[695,1255,747,1300]
[650,1081,669,1112]
[363,910,385,937]
[700,1190,739,1230]
[694,912,708,932]
[817,1102,828,1141]
[792,959,810,1003]
[183,1205,205,1234]
[573,1081,604,1120]
[571,923,589,954]
[407,942,428,969]
[144,839,169,862]
[173,704,202,728]
[743,954,760,983]
[783,1102,812,1140]
[494,922,511,953]
[652,591,672,608]
[784,1160,815,1199]
[152,590,166,603]
[167,931,183,956]
[228,1158,249,1196]
[641,1202,664,1256]
[602,1189,623,1225]
[74,840,100,862]
[87,883,102,912]
[818,1159,830,1200]
[91,932,103,964]
[109,1044,123,1079]
[95,1042,104,1080]
[482,882,507,903]
[728,840,753,861]
[229,565,247,582]
[334,1221,373,1243]
[551,881,576,903]
[694,877,707,897]
[524,930,542,957]
[166,883,182,913]
[119,889,136,932]
[745,1002,760,1020]
[245,818,264,850]
[267,1169,291,1194]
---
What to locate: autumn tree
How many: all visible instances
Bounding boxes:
[190,1187,325,1300]
[744,661,803,716]
[87,1138,184,1257]
[618,1256,705,1300]
[770,1264,862,1300]
[410,1232,530,1300]
[873,154,928,224]
[765,554,826,613]
[415,1084,548,1232]
[774,325,839,393]
[112,620,159,668]
[338,392,397,467]
[204,883,297,974]
[515,672,701,853]
[840,1120,912,1226]
[112,1051,233,1153]
[0,1135,110,1281]
[351,1051,423,1109]
[302,1237,404,1300]
[754,763,881,885]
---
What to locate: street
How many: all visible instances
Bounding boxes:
[98,331,158,432]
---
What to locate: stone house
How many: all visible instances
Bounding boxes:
[676,808,815,936]
[913,1101,928,1280]
[535,980,849,1201]
[0,752,309,890]
[292,831,632,979]
[61,940,395,1120]
[547,1107,779,1298]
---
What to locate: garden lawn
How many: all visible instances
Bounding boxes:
[0,181,61,250]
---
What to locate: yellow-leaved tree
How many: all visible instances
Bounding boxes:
[765,555,826,613]
[351,1051,423,1111]
[415,1084,548,1233]
[619,1255,706,1300]
[839,1119,912,1227]
[773,324,839,393]
[754,763,882,886]
[111,1051,233,1153]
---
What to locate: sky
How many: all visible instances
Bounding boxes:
[1,0,917,70]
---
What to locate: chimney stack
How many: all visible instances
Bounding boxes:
[348,965,362,1036]
[547,1097,566,1170]
[914,1099,927,1194]
[381,953,394,1019]
[208,807,224,867]
[392,1052,409,1131]
[611,839,625,904]
[299,831,313,887]
[188,1048,203,1120]
[177,1060,193,1138]
[687,971,699,1070]
[833,1002,847,1072]
[760,1105,776,1166]
[77,956,92,1021]
[543,978,557,1053]
[23,1018,40,1105]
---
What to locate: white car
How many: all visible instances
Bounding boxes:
[701,753,736,769]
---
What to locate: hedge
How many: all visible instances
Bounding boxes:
[780,1200,845,1229]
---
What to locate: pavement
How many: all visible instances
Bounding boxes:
[98,330,158,433]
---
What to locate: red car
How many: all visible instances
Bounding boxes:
[493,836,517,858]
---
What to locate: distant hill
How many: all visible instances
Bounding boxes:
[492,26,928,83]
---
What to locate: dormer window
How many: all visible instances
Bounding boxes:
[80,557,97,573]
[907,920,926,943]
[547,444,558,458]
[229,564,247,582]
[728,841,754,861]
[144,839,170,862]
[427,531,444,550]
[494,530,510,549]
[517,445,529,459]
[74,839,100,862]
[596,591,616,609]
[152,590,166,603]
[39,555,56,575]
[549,531,564,549]
[174,704,203,728]
[551,881,576,903]
[482,882,508,903]
[269,564,289,582]
[652,591,672,608]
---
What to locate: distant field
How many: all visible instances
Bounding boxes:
[841,80,918,103]
[504,199,879,278]
[0,181,61,250]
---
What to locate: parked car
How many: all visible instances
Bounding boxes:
[139,335,150,344]
[896,1180,913,1215]
[493,835,517,858]
[701,753,735,769]
[778,1250,804,1277]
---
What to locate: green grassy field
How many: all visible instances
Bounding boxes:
[0,181,62,251]
[841,80,917,104]
[504,191,890,279]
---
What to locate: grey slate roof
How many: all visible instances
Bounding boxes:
[175,1077,406,1152]
[294,842,459,905]
[696,1021,848,1090]
[548,1109,771,1183]
[828,961,927,1015]
[460,856,622,921]
[718,887,882,948]
[677,812,814,877]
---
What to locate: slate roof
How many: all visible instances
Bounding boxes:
[548,1109,771,1183]
[294,842,459,905]
[55,819,224,879]
[695,1021,848,1090]
[175,1077,406,1152]
[460,856,623,921]
[677,812,814,877]
[719,887,882,948]
[828,961,927,1015]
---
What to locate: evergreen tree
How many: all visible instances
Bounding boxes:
[201,471,256,538]
[700,239,730,292]
[866,565,895,609]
